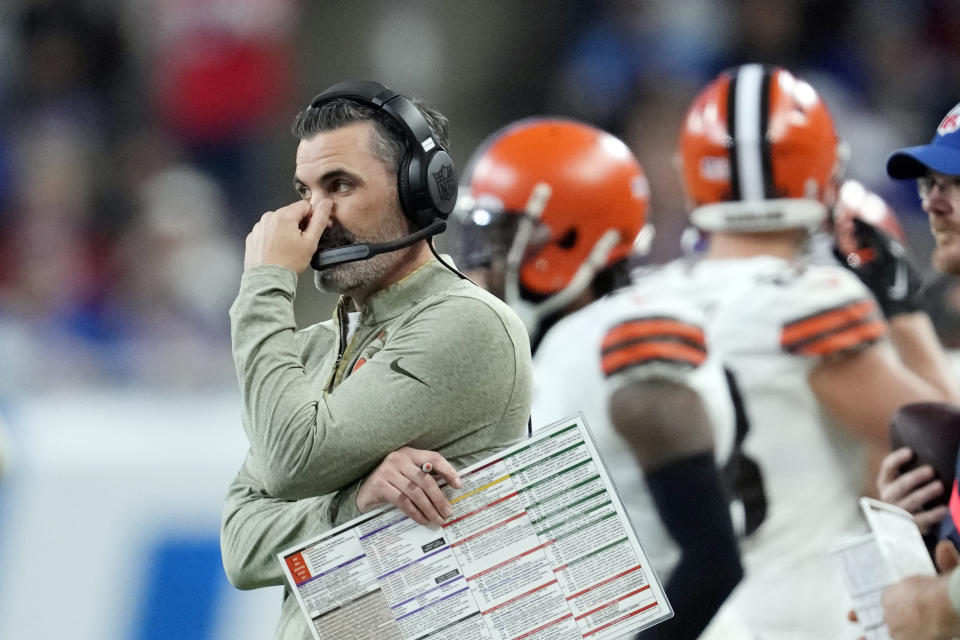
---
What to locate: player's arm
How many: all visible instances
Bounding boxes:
[777,265,954,447]
[601,315,741,640]
[610,380,742,640]
[806,305,956,513]
[809,339,955,447]
[832,216,960,403]
[887,312,960,401]
[610,379,714,468]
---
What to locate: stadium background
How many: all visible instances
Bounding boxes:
[0,1,957,638]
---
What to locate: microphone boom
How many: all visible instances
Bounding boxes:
[311,219,447,270]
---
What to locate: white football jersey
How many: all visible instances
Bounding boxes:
[531,281,737,583]
[648,254,887,639]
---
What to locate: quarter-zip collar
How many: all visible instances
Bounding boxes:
[354,257,461,324]
[325,257,461,392]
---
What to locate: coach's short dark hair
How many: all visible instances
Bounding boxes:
[291,95,450,174]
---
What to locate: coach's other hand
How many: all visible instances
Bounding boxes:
[356,447,462,526]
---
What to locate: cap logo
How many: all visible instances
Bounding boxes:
[938,106,960,135]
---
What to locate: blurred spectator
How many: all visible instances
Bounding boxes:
[548,0,727,133]
[14,1,129,133]
[0,108,119,390]
[108,161,240,389]
[126,0,297,224]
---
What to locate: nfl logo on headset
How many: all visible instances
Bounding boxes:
[433,164,457,202]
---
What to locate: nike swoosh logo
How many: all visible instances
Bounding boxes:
[390,357,428,387]
[887,260,908,301]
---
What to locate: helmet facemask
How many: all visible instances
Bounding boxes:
[453,183,628,343]
[452,118,652,344]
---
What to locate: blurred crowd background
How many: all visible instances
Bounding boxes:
[1,2,960,639]
[0,0,959,394]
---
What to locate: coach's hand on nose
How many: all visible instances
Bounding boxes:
[244,199,332,272]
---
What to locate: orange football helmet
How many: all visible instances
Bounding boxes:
[678,64,844,233]
[453,118,651,337]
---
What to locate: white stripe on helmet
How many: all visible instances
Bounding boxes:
[734,64,765,202]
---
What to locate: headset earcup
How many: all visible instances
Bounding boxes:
[402,151,440,229]
[397,152,417,226]
[426,149,457,219]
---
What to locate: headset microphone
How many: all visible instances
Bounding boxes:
[311,219,447,270]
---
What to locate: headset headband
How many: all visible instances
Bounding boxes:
[309,81,440,156]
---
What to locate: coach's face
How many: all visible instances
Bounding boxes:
[920,170,960,276]
[294,121,412,297]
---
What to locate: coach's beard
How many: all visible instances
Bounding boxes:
[313,216,413,294]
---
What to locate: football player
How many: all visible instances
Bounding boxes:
[451,118,743,639]
[649,64,960,639]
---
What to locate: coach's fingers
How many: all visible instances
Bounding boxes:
[310,198,334,232]
[274,199,310,221]
[410,467,454,522]
[396,455,454,523]
[381,481,433,526]
[393,469,448,526]
[356,464,437,525]
[415,451,462,490]
[300,200,329,246]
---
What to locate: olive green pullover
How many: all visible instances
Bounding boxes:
[221,258,532,639]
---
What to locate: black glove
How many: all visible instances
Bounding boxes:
[833,217,924,318]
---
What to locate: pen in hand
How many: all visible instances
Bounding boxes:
[420,457,463,489]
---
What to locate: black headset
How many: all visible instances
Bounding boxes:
[308,80,458,230]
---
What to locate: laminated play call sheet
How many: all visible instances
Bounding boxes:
[278,414,672,640]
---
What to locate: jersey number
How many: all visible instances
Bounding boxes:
[722,367,768,537]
